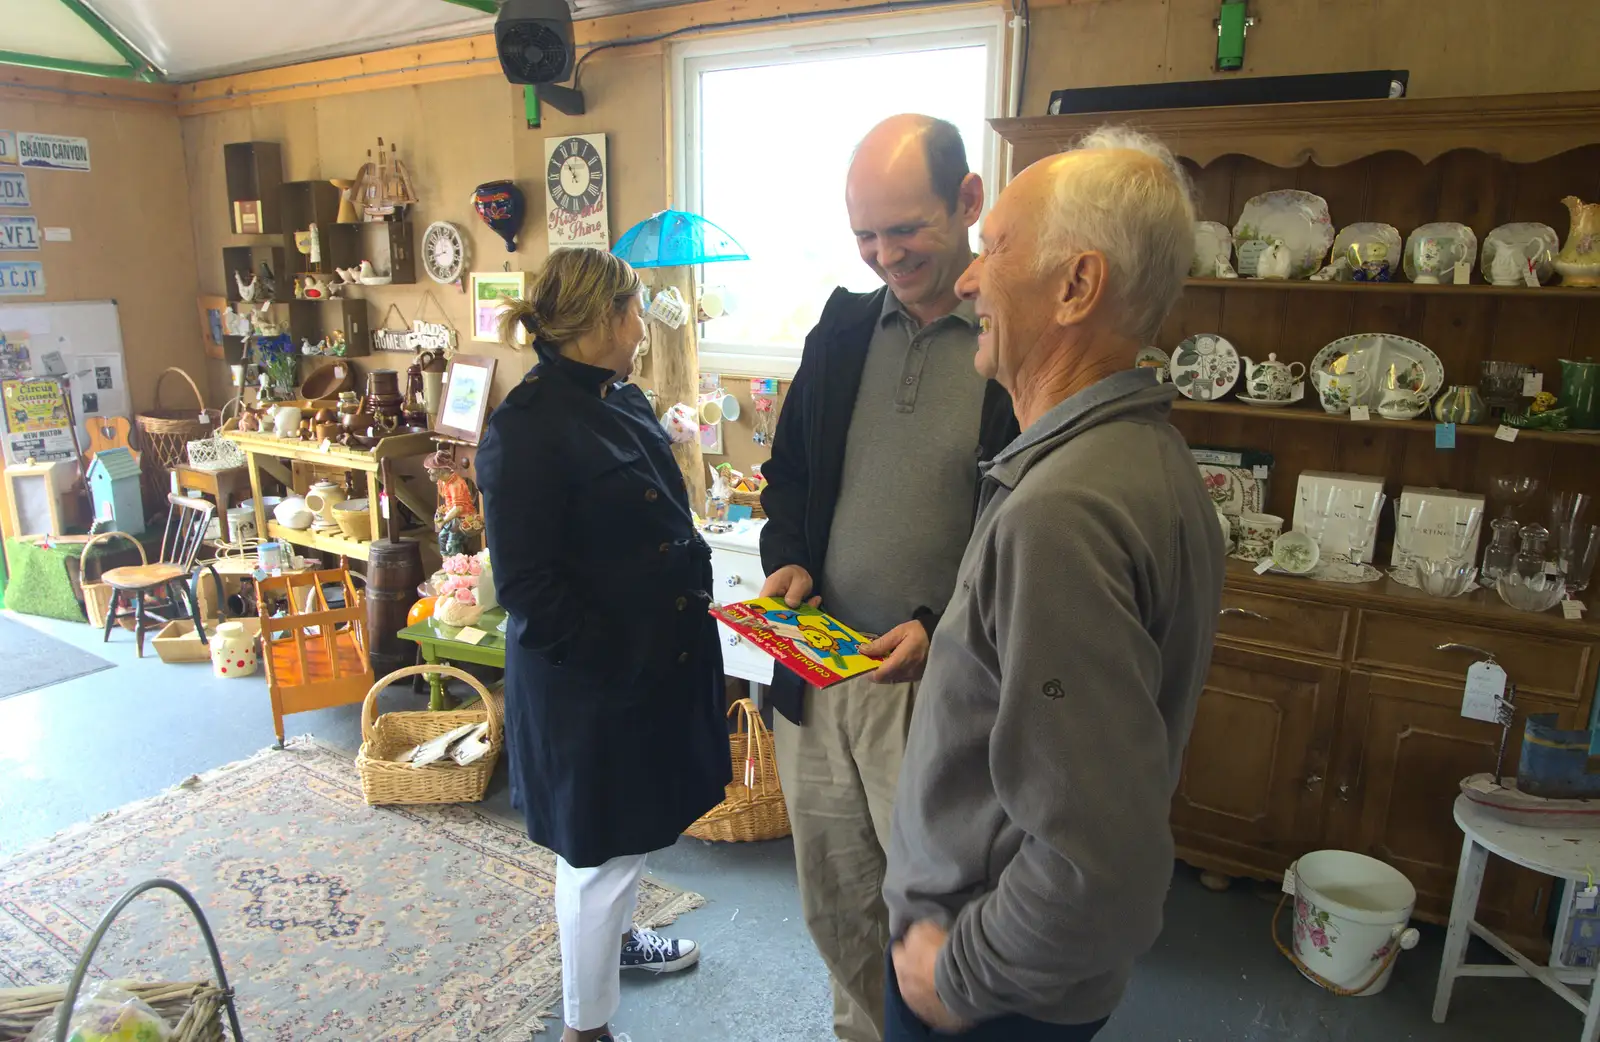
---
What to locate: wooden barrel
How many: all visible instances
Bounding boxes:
[366,538,422,677]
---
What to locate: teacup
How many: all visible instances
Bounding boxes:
[1238,512,1284,558]
[1413,235,1466,284]
[1314,369,1372,415]
[1376,388,1430,420]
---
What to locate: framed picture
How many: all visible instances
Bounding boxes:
[434,353,498,444]
[469,270,527,343]
[198,294,228,360]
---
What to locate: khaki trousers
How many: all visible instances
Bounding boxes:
[774,673,916,1042]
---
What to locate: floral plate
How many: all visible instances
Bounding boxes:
[1312,333,1444,408]
[1233,190,1335,279]
[1169,334,1241,401]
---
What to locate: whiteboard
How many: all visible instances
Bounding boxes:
[0,300,127,464]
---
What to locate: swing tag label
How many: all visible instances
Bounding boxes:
[1461,660,1507,723]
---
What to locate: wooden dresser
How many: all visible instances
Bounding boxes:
[995,91,1600,954]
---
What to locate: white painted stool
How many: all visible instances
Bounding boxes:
[1433,795,1600,1040]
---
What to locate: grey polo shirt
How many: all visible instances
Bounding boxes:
[819,292,987,637]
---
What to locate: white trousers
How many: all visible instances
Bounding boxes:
[555,852,648,1031]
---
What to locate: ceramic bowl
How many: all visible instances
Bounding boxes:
[1496,572,1566,612]
[1413,557,1478,597]
[1272,531,1321,575]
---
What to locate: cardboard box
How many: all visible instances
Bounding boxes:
[152,617,260,664]
[1392,486,1486,570]
[1293,471,1386,562]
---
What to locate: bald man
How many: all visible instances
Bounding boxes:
[758,115,1019,1042]
[882,129,1225,1041]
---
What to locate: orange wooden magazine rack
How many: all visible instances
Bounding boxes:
[256,566,374,746]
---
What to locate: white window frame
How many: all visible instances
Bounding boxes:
[672,10,1007,377]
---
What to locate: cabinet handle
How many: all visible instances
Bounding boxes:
[1436,642,1496,662]
[1304,773,1323,790]
[1337,783,1351,802]
[725,575,742,587]
[1220,607,1271,622]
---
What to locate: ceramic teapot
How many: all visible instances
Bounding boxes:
[1256,242,1293,280]
[1242,353,1306,401]
[273,496,314,530]
[1555,196,1600,287]
[210,621,258,679]
[1314,368,1371,415]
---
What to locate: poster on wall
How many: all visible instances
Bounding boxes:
[0,330,32,379]
[18,132,90,172]
[0,132,16,165]
[469,270,527,343]
[0,262,44,295]
[545,134,609,249]
[2,376,75,463]
[72,353,127,427]
[0,172,30,208]
[0,216,40,251]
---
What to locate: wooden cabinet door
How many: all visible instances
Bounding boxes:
[1171,644,1342,877]
[1331,669,1581,951]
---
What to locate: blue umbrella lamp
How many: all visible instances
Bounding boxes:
[612,210,748,507]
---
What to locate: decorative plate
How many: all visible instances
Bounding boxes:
[1403,222,1479,283]
[422,220,467,284]
[1191,221,1234,277]
[1312,333,1445,407]
[1169,334,1241,401]
[1232,190,1335,279]
[1481,222,1559,284]
[1135,346,1170,381]
[1332,222,1403,279]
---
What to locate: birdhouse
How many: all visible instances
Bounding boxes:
[86,447,145,536]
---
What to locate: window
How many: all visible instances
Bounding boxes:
[675,12,1004,375]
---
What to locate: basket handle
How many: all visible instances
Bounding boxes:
[361,664,502,747]
[154,366,207,413]
[79,530,148,583]
[725,697,776,795]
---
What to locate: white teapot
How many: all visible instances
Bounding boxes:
[1242,353,1306,401]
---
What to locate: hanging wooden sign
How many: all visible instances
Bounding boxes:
[372,302,412,352]
[411,319,456,354]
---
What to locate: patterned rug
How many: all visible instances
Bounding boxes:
[0,738,704,1039]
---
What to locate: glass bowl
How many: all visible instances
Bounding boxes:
[1496,571,1567,612]
[1413,557,1478,597]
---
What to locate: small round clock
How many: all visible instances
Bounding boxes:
[422,220,467,284]
[547,136,604,215]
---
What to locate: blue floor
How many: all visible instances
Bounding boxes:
[0,610,1582,1041]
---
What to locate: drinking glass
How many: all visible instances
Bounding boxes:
[1480,516,1520,587]
[1549,492,1593,564]
[1300,484,1342,551]
[1560,523,1600,592]
[1346,492,1386,567]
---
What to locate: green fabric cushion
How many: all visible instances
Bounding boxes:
[3,536,88,623]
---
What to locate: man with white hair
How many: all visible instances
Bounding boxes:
[880,128,1226,1041]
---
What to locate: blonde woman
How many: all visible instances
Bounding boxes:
[476,248,730,1042]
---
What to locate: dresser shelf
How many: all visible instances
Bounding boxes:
[1171,399,1600,445]
[1184,277,1600,299]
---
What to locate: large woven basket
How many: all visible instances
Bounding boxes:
[355,664,504,805]
[685,698,790,842]
[728,489,765,519]
[80,530,146,630]
[0,981,228,1042]
[137,367,220,479]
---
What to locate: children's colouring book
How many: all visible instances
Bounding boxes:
[709,597,879,687]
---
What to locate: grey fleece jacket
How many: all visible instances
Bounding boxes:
[883,369,1225,1026]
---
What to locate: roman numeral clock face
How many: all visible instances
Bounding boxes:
[547,137,604,215]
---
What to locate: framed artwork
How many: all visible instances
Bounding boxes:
[433,353,497,444]
[470,270,527,343]
[198,294,228,360]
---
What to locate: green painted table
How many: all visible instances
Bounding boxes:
[397,607,507,709]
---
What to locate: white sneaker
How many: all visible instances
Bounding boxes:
[619,925,700,973]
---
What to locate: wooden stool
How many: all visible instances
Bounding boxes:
[1433,795,1600,1040]
[172,465,250,543]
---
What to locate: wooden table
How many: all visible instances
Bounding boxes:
[224,430,433,562]
[172,465,251,543]
[398,607,506,709]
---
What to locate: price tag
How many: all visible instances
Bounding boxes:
[1461,660,1507,723]
[1564,598,1587,620]
[1452,260,1472,285]
[1494,424,1518,442]
[198,412,212,425]
[319,438,332,453]
[455,626,489,645]
[1435,422,1456,449]
[1350,405,1371,422]
[1524,372,1544,396]
[1290,382,1306,402]
[1523,265,1541,289]
[1252,464,1270,479]
[1254,557,1275,575]
[1282,867,1297,896]
[1579,885,1598,912]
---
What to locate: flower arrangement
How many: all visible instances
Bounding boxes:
[431,550,493,626]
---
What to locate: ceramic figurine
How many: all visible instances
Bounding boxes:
[1348,242,1393,282]
[472,179,526,253]
[272,405,304,438]
[1555,196,1600,286]
[302,275,328,299]
[1256,242,1293,280]
[235,270,260,302]
[1216,258,1239,278]
[358,259,393,286]
[424,449,484,556]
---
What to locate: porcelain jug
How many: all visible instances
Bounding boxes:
[1490,244,1531,286]
[304,480,347,525]
[1314,369,1371,415]
[210,621,258,679]
[1555,196,1600,287]
[1242,353,1306,400]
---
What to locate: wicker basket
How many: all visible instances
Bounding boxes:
[355,664,505,805]
[728,489,765,519]
[685,698,790,842]
[0,980,228,1042]
[137,368,220,482]
[79,530,146,629]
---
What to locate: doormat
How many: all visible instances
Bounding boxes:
[0,738,705,1040]
[0,613,113,699]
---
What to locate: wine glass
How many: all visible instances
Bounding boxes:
[1347,492,1386,567]
[1492,475,1542,520]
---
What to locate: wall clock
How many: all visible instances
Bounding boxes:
[544,133,609,249]
[422,220,467,285]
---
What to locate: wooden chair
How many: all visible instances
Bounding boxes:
[101,494,215,657]
[257,566,373,747]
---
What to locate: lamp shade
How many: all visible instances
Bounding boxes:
[612,209,749,269]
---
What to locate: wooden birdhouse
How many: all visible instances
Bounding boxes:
[86,447,145,536]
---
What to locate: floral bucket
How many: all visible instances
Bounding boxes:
[1288,850,1419,996]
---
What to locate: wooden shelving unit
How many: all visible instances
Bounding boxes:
[999,90,1600,957]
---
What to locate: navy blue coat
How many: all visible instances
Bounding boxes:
[476,348,729,867]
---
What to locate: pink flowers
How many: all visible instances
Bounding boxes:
[442,554,483,577]
[1309,927,1329,949]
